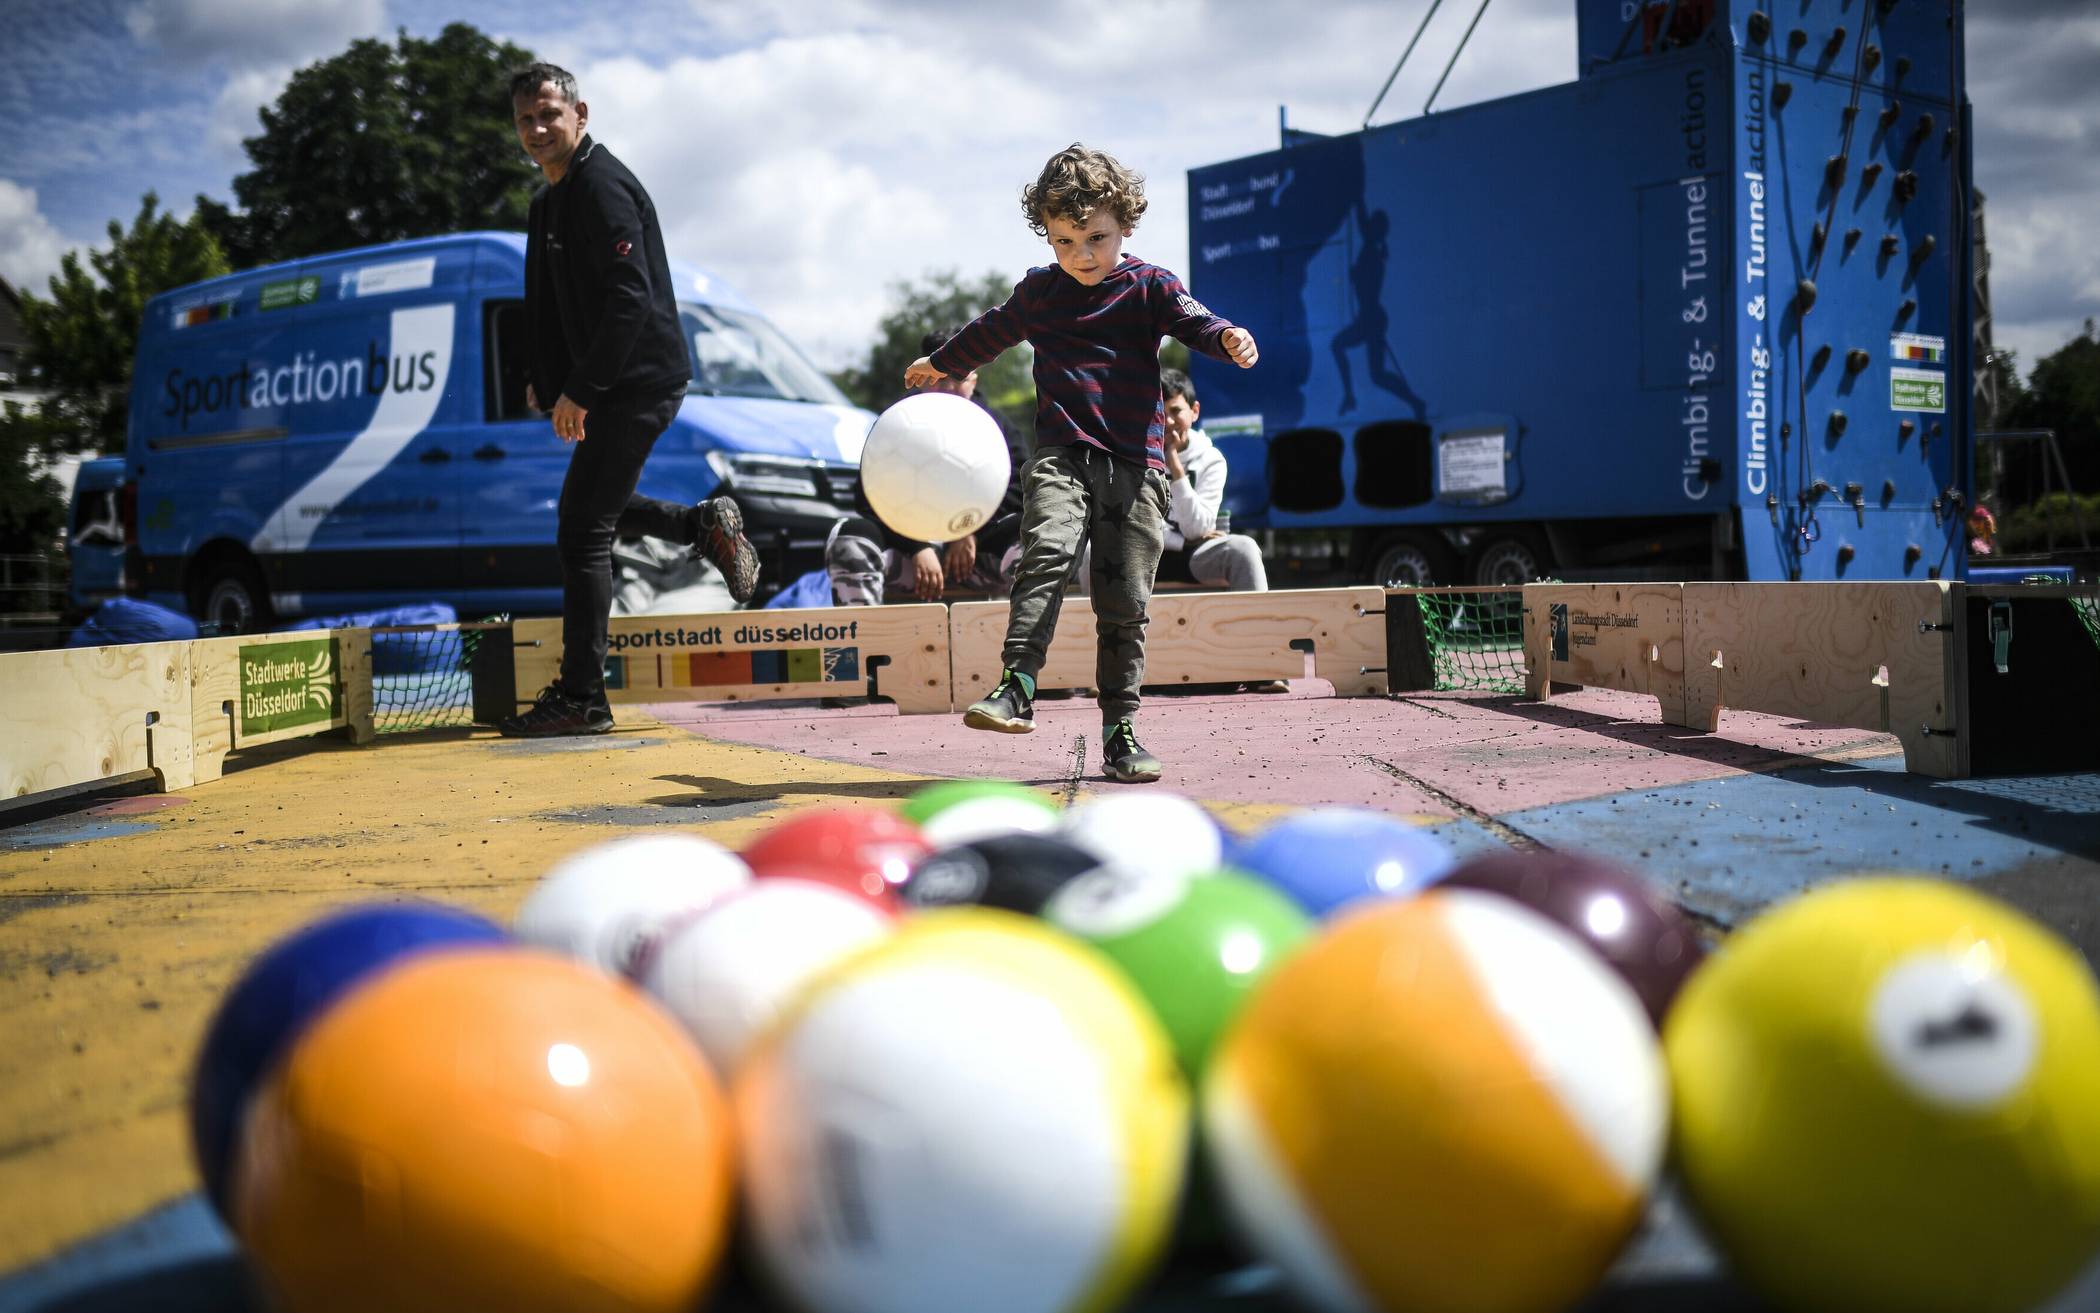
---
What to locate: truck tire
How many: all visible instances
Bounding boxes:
[1366,533,1453,588]
[1469,532,1548,587]
[192,554,274,634]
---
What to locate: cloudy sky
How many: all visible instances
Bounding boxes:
[4,0,2096,375]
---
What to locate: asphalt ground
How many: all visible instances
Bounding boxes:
[3,681,2095,1311]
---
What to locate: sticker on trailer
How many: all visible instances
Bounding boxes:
[1890,332,1946,364]
[1203,413,1265,441]
[1890,367,1947,413]
[338,256,436,299]
[1439,429,1509,500]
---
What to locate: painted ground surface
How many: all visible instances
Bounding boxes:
[2,682,2096,1312]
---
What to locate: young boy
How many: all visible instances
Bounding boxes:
[905,144,1258,782]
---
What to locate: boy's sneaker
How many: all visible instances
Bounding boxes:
[964,670,1035,733]
[1103,718,1161,783]
[694,496,761,604]
[497,683,614,738]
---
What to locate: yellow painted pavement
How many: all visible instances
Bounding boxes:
[0,715,940,1269]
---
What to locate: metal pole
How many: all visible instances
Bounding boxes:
[1426,0,1494,114]
[1364,0,1448,128]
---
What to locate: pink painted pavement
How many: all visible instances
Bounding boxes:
[646,681,1900,821]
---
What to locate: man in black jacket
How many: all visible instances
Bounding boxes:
[500,62,759,737]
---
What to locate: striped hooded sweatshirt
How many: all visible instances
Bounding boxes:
[929,255,1238,471]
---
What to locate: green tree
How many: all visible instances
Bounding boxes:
[2011,321,2099,477]
[836,270,1036,435]
[15,192,229,456]
[197,23,539,268]
[1997,320,2100,510]
[0,404,70,555]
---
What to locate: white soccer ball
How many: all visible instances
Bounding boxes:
[860,392,1011,544]
[642,878,895,1076]
[515,834,752,979]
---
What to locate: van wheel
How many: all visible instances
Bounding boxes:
[193,558,274,634]
[1365,533,1452,588]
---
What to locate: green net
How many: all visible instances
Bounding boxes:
[1416,589,1528,693]
[2072,589,2100,653]
[369,619,501,734]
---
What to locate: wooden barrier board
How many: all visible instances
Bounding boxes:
[1522,581,1972,778]
[1523,583,1690,724]
[189,630,376,784]
[511,606,953,715]
[948,587,1388,705]
[1,641,196,804]
[1682,582,1963,777]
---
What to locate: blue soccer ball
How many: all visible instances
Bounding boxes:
[1236,808,1455,917]
[189,902,507,1221]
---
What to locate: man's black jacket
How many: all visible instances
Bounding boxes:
[525,135,691,410]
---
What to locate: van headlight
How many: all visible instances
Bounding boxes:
[706,451,822,498]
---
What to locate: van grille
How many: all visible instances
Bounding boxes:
[816,464,859,510]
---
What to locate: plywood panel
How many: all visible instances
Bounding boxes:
[0,641,194,802]
[949,587,1387,705]
[512,606,953,715]
[1523,583,1689,724]
[1683,582,1962,777]
[190,629,373,784]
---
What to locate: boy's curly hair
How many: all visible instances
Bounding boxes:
[1022,144,1148,237]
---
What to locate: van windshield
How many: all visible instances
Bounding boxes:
[680,302,847,406]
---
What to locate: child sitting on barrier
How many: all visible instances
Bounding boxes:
[906,143,1259,782]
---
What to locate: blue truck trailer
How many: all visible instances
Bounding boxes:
[1187,0,1972,586]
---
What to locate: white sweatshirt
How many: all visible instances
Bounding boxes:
[1164,428,1228,552]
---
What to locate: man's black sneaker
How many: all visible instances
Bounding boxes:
[497,684,615,738]
[1103,718,1161,783]
[964,670,1035,733]
[695,496,761,604]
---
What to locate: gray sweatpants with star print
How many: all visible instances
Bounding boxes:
[1001,443,1169,723]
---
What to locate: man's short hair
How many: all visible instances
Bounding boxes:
[920,326,964,358]
[510,62,579,105]
[1160,367,1197,405]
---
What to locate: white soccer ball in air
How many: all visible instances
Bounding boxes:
[860,392,1011,544]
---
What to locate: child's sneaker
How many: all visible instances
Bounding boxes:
[1102,717,1161,782]
[964,670,1035,733]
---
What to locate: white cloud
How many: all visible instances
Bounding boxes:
[209,67,292,157]
[0,180,71,296]
[572,37,1063,367]
[553,0,1585,371]
[126,0,385,72]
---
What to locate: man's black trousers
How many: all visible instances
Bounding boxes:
[554,387,692,698]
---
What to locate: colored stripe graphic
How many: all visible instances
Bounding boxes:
[599,647,865,691]
[689,651,753,685]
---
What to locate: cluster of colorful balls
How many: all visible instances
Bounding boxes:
[192,782,2100,1313]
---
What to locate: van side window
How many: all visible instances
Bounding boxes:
[484,300,533,421]
[73,486,123,546]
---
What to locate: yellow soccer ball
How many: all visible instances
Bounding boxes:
[1667,876,2100,1313]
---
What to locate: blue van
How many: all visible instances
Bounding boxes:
[67,454,128,609]
[125,232,872,630]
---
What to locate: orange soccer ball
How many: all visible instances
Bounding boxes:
[234,947,734,1313]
